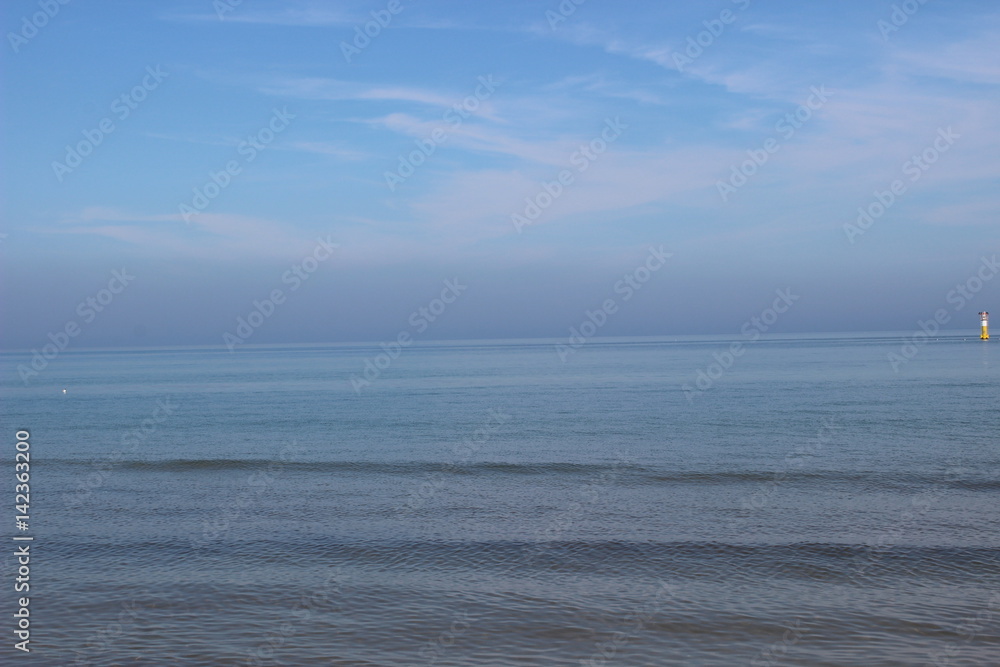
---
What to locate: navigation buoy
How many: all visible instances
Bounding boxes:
[981,312,990,340]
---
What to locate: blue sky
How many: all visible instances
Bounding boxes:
[1,0,998,348]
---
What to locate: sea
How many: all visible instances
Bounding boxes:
[1,333,998,666]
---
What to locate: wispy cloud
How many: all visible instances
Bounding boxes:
[11,1,1000,269]
[892,25,1000,85]
[49,208,316,260]
[281,141,369,160]
[920,199,1000,227]
[407,145,733,236]
[256,77,457,107]
[368,112,574,167]
[544,72,675,105]
[163,4,354,26]
[536,22,678,71]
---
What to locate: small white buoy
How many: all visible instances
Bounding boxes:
[62,389,67,394]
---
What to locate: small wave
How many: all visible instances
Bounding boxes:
[44,538,1000,583]
[39,458,1000,491]
[44,458,651,475]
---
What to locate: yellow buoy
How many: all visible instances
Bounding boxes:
[981,312,990,340]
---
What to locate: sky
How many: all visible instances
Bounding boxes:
[1,0,998,349]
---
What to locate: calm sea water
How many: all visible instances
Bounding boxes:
[1,334,998,666]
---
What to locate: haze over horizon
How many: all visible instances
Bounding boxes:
[2,0,998,350]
